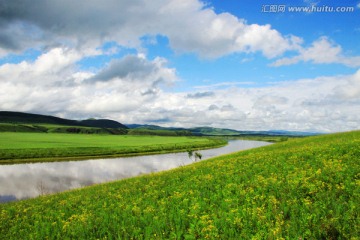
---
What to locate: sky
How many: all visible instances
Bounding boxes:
[0,0,359,132]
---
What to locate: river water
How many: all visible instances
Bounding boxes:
[0,140,271,203]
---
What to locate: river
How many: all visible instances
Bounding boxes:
[0,140,271,203]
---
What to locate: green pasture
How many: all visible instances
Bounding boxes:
[0,123,127,134]
[0,132,225,164]
[0,131,359,239]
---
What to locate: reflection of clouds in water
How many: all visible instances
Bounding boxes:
[0,140,270,202]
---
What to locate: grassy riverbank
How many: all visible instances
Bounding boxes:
[1,130,359,238]
[0,133,226,164]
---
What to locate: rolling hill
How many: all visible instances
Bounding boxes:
[0,111,318,137]
[0,111,128,134]
[0,111,128,129]
[126,124,318,137]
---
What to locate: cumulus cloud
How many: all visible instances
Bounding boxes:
[0,49,177,116]
[89,54,176,88]
[0,0,300,59]
[272,37,360,67]
[122,70,360,132]
[0,48,359,132]
[254,95,288,106]
[330,69,360,100]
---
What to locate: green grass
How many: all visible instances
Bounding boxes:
[0,123,48,133]
[1,130,359,239]
[128,128,192,136]
[0,123,128,135]
[0,132,226,164]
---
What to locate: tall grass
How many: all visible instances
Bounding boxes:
[1,131,359,239]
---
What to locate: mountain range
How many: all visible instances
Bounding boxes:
[0,111,318,137]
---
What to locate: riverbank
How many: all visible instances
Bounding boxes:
[0,133,227,164]
[0,140,270,202]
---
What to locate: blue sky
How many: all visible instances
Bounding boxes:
[0,0,359,132]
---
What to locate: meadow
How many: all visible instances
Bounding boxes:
[0,130,359,239]
[0,132,225,164]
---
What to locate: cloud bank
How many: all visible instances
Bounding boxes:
[272,37,360,67]
[0,47,359,132]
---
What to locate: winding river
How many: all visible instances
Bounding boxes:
[0,140,271,203]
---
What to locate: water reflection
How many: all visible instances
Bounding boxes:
[0,140,270,203]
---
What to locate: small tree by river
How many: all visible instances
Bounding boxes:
[187,150,202,162]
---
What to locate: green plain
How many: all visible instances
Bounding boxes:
[0,132,226,164]
[0,131,359,239]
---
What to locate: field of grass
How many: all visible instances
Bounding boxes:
[0,132,226,164]
[128,128,192,136]
[0,123,128,135]
[1,131,359,238]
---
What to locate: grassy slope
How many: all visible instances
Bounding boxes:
[0,123,128,135]
[0,111,128,129]
[128,128,192,136]
[0,133,225,164]
[1,131,359,239]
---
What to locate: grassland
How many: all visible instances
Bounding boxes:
[0,132,226,164]
[0,123,128,134]
[1,130,359,239]
[127,128,192,136]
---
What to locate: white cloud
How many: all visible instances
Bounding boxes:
[272,37,360,67]
[0,49,359,132]
[331,70,360,100]
[123,70,360,132]
[89,54,176,88]
[0,48,82,87]
[0,48,177,116]
[0,0,299,59]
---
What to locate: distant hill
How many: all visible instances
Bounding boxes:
[126,124,318,137]
[0,111,318,137]
[190,127,241,136]
[0,111,84,126]
[191,127,318,137]
[0,111,128,129]
[80,119,127,129]
[126,124,185,131]
[128,128,192,136]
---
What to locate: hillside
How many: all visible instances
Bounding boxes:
[0,111,84,126]
[0,111,128,129]
[190,127,242,136]
[126,124,317,137]
[128,128,192,136]
[1,130,359,238]
[80,119,127,129]
[0,111,128,134]
[0,111,316,137]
